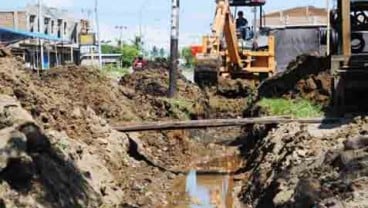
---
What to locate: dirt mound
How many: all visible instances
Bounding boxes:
[119,69,208,120]
[239,117,368,207]
[257,55,331,106]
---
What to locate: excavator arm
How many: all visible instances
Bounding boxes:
[194,0,242,85]
[204,0,242,65]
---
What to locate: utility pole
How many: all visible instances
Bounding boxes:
[253,6,257,34]
[168,0,180,97]
[38,0,44,71]
[326,0,331,55]
[95,0,103,69]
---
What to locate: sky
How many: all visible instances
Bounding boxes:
[0,0,326,50]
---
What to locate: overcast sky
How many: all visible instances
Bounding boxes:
[1,0,326,49]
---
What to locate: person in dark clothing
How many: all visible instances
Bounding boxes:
[236,11,248,29]
[236,11,249,40]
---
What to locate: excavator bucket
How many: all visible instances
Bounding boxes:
[194,54,221,87]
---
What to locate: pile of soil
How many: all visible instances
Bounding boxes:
[243,55,331,117]
[256,55,331,105]
[239,117,368,207]
[119,68,208,121]
[205,78,252,118]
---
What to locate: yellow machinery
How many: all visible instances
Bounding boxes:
[194,0,276,86]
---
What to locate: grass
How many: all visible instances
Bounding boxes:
[102,65,130,79]
[160,97,194,120]
[258,98,323,118]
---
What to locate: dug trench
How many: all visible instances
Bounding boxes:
[1,54,368,208]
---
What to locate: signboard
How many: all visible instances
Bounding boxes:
[80,33,96,46]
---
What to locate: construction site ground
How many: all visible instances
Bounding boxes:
[0,55,367,208]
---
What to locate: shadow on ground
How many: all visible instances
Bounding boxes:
[0,122,100,208]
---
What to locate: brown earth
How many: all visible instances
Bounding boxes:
[0,57,232,208]
[257,55,331,106]
[118,68,242,170]
[238,117,368,208]
[244,55,332,117]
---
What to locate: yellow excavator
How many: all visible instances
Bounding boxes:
[193,0,276,86]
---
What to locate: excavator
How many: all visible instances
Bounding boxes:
[192,0,276,86]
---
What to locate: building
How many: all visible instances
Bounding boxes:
[80,54,122,67]
[258,6,328,71]
[263,6,328,28]
[0,4,90,69]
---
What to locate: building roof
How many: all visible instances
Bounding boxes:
[265,6,327,18]
[0,26,67,45]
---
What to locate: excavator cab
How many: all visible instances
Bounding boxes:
[193,0,275,86]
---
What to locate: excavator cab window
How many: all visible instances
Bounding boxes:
[230,0,266,41]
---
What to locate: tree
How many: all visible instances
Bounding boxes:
[132,36,143,51]
[101,44,120,54]
[159,48,165,57]
[181,47,194,67]
[121,44,140,67]
[151,46,159,58]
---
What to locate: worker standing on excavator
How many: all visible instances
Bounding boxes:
[236,11,248,40]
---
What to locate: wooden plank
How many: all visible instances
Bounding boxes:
[113,117,341,132]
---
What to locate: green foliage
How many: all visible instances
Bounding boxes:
[121,44,140,67]
[160,98,194,120]
[181,47,194,67]
[258,98,323,118]
[132,36,143,51]
[151,46,159,58]
[101,44,119,54]
[159,48,165,57]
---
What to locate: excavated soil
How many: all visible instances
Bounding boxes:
[118,68,235,170]
[257,55,331,106]
[119,68,208,121]
[0,57,231,207]
[238,117,368,208]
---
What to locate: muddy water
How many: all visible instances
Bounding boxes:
[166,155,243,208]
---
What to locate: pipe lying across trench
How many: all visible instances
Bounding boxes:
[113,116,342,132]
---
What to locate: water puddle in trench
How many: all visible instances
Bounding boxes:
[166,154,242,208]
